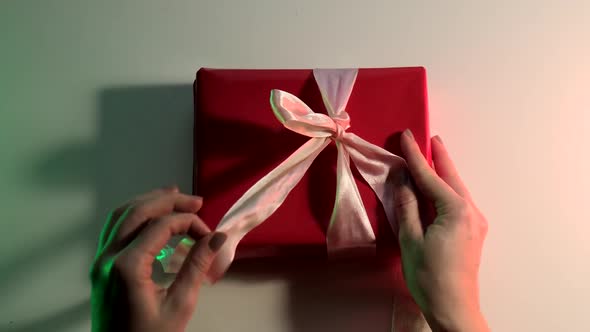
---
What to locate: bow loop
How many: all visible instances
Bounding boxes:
[271,89,343,139]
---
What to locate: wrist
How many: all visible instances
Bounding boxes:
[425,307,489,332]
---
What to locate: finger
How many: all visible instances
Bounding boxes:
[118,213,212,282]
[132,212,210,257]
[166,232,227,315]
[116,186,181,221]
[431,136,471,199]
[400,129,459,205]
[99,186,180,249]
[108,192,206,249]
[394,172,424,245]
[97,210,121,253]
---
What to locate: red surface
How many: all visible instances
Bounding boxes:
[194,67,431,258]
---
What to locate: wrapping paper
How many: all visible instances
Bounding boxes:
[205,68,415,278]
[192,67,430,261]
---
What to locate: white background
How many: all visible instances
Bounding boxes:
[1,1,589,331]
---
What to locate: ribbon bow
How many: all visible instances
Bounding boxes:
[200,68,408,280]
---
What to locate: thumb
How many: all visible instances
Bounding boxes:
[394,174,424,246]
[165,232,227,314]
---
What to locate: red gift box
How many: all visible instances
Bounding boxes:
[194,67,431,259]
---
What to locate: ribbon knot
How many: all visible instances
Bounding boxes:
[269,89,351,141]
[333,124,346,140]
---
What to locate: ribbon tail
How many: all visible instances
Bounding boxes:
[326,141,376,254]
[341,133,408,234]
[342,133,427,331]
[159,137,330,278]
[162,137,330,282]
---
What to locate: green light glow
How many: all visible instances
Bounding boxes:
[155,238,195,265]
[156,245,174,261]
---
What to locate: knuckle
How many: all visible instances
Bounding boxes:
[90,253,116,282]
[112,255,128,274]
[414,170,431,187]
[128,203,148,220]
[188,253,211,274]
[167,294,194,317]
[394,190,417,208]
[112,253,138,279]
[479,217,489,234]
[150,214,167,226]
[151,187,174,198]
[161,212,179,222]
[452,201,489,235]
[156,189,175,199]
[191,196,204,209]
[156,186,177,194]
[168,212,196,229]
[109,208,122,220]
[143,188,163,197]
[152,188,167,194]
[89,261,103,283]
[112,203,131,219]
[153,218,173,234]
[451,199,471,219]
[398,230,414,247]
[158,213,180,228]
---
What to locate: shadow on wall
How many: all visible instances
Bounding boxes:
[0,300,91,332]
[20,84,424,332]
[95,85,195,219]
[6,85,194,332]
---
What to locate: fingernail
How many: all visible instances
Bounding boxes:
[194,195,204,202]
[433,135,443,144]
[208,232,227,252]
[404,129,414,140]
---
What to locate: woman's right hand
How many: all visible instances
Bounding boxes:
[395,130,490,332]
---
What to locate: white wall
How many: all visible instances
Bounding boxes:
[1,1,589,331]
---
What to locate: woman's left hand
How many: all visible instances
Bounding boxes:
[90,187,226,332]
